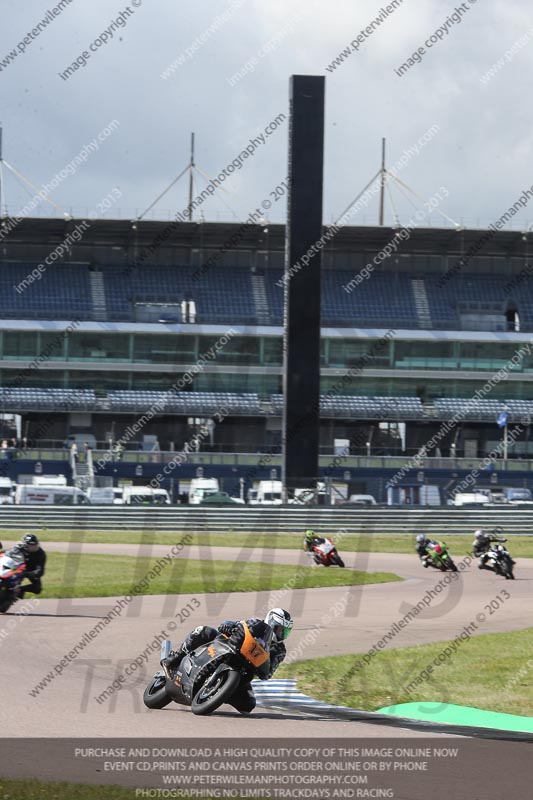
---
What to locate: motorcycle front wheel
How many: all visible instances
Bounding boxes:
[143,675,173,709]
[331,554,345,568]
[191,669,241,716]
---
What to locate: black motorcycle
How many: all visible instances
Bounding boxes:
[144,624,271,716]
[487,543,515,580]
[0,551,26,613]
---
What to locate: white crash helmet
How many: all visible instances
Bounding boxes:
[265,608,293,643]
[474,529,485,539]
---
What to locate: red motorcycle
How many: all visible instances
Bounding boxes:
[309,538,345,568]
[0,550,26,612]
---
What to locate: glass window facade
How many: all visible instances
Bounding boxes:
[0,331,532,398]
[68,333,129,361]
[263,338,283,366]
[3,331,39,359]
[197,335,260,365]
[133,334,196,363]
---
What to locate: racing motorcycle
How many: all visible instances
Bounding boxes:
[0,550,26,613]
[143,622,272,716]
[308,537,345,568]
[423,542,458,573]
[486,543,515,580]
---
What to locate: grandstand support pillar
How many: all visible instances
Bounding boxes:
[282,75,325,498]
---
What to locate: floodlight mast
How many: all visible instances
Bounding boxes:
[379,137,386,226]
[136,132,205,222]
[0,125,5,217]
[188,132,195,221]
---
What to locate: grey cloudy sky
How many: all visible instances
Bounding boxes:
[1,0,532,228]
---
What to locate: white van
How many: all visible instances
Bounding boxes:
[123,486,171,505]
[153,488,171,505]
[256,480,283,505]
[88,487,116,505]
[188,478,220,505]
[16,485,90,505]
[0,477,15,505]
[450,492,490,507]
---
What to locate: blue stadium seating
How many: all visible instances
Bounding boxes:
[129,265,257,324]
[322,270,418,327]
[0,263,91,319]
[1,261,533,329]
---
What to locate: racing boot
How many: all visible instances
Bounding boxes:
[161,626,218,678]
[161,642,189,678]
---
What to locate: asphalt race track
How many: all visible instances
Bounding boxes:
[1,543,531,749]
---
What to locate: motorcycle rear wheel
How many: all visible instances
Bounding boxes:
[504,558,515,580]
[191,669,241,716]
[0,589,13,614]
[143,676,173,709]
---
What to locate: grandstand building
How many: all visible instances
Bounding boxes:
[1,216,533,501]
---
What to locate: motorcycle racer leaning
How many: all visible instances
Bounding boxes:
[415,533,441,567]
[473,529,515,571]
[161,607,293,713]
[303,530,328,564]
[7,533,46,597]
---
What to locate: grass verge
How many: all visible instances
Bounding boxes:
[31,553,401,598]
[3,529,533,557]
[279,628,533,717]
[0,778,139,800]
[0,779,231,800]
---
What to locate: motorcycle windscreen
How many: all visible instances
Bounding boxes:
[239,621,270,668]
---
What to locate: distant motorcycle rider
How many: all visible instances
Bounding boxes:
[473,529,512,570]
[161,607,293,714]
[415,533,440,567]
[303,530,328,564]
[7,533,46,597]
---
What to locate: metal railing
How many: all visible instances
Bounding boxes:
[7,446,533,471]
[0,505,532,533]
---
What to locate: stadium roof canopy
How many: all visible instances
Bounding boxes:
[0,217,530,258]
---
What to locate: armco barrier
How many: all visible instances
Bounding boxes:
[0,506,531,534]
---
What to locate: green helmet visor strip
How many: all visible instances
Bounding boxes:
[272,624,292,640]
[267,611,293,641]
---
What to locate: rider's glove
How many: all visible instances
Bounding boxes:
[218,621,236,637]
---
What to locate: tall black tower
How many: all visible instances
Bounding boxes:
[282,75,325,496]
